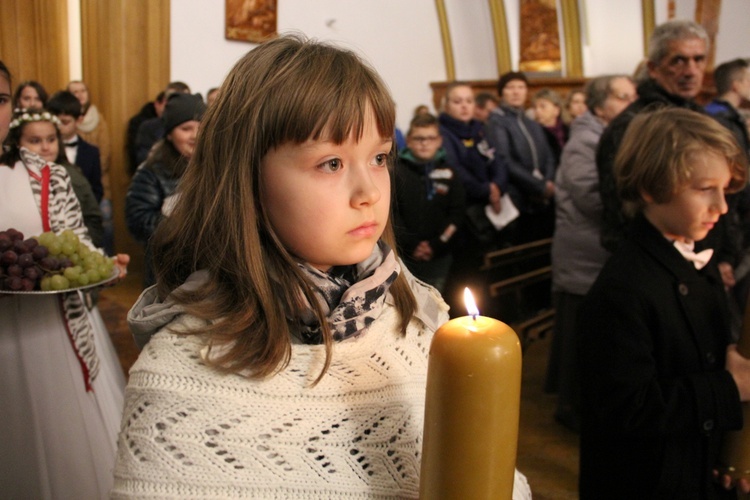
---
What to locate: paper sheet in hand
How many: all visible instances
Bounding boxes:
[484,194,520,230]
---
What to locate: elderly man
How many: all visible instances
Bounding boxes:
[596,19,708,252]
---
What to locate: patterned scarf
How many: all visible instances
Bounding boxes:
[293,241,399,344]
[20,149,100,389]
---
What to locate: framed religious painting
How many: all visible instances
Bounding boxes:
[225,0,277,43]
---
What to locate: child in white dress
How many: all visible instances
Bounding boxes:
[0,62,126,499]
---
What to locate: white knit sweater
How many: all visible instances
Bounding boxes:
[113,281,531,499]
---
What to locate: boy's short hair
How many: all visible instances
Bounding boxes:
[407,113,439,136]
[46,90,83,118]
[714,58,749,96]
[615,107,748,215]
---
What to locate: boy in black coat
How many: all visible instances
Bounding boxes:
[579,108,750,499]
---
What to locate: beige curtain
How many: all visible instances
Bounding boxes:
[80,0,170,262]
[0,0,70,94]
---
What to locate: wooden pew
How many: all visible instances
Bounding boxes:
[481,238,554,351]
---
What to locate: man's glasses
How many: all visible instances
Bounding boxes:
[410,135,440,144]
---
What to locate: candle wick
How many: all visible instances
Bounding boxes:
[472,314,478,321]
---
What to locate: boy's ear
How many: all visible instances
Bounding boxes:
[76,114,84,125]
[640,189,655,204]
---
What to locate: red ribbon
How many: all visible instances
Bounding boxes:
[25,164,51,232]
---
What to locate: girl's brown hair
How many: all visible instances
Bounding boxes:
[615,107,748,216]
[150,35,416,382]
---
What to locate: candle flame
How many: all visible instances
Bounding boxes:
[464,288,480,318]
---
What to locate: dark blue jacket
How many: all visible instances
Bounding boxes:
[705,99,750,159]
[438,113,508,206]
[72,137,103,203]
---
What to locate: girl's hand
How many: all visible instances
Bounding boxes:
[114,253,130,279]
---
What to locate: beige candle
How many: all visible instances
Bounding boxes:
[718,295,750,479]
[420,288,522,499]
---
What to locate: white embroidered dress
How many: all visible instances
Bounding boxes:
[0,155,125,499]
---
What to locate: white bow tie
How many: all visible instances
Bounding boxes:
[673,240,713,270]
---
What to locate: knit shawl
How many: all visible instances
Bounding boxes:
[114,279,446,498]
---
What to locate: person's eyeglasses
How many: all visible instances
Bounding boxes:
[609,92,636,103]
[410,135,440,144]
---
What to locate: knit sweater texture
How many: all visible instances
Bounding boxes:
[113,271,531,498]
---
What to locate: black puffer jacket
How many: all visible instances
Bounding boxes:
[125,159,180,245]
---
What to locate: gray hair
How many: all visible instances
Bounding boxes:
[584,74,633,112]
[648,20,709,64]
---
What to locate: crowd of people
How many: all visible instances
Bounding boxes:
[3,16,750,499]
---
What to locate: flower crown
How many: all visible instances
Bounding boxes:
[9,109,61,130]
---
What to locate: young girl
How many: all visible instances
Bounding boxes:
[0,64,126,498]
[578,107,750,498]
[113,36,530,498]
[126,92,206,287]
[10,107,105,246]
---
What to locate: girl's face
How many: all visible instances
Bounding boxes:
[68,81,89,106]
[643,152,730,244]
[445,86,475,123]
[18,86,42,109]
[0,75,11,143]
[261,110,392,272]
[19,121,59,163]
[167,120,200,158]
[567,92,587,118]
[533,98,560,126]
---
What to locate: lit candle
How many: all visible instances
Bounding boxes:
[420,288,522,499]
[718,297,750,479]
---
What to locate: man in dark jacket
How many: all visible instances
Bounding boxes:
[126,94,160,175]
[596,19,709,253]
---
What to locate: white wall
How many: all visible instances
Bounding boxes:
[580,0,644,77]
[171,0,750,131]
[715,2,750,66]
[171,0,445,131]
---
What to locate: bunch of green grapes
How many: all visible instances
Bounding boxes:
[37,230,115,291]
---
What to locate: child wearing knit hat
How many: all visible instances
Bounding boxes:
[125,92,206,287]
[161,92,206,137]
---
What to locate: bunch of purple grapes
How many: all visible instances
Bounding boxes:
[0,228,72,291]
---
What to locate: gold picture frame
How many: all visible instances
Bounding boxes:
[225,0,277,43]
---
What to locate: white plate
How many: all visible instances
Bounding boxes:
[0,266,119,295]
